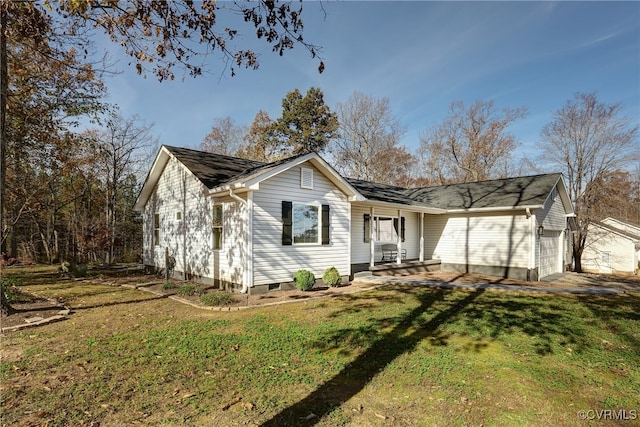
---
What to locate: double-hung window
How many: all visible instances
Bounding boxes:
[212,205,223,250]
[153,213,160,246]
[364,214,405,243]
[293,203,319,244]
[282,201,330,246]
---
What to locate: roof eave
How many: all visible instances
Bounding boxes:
[445,204,544,214]
[133,146,172,211]
[354,199,446,214]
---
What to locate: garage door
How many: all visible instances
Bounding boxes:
[539,231,562,279]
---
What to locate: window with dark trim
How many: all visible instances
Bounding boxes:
[283,201,330,246]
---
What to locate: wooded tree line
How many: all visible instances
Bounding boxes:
[1,1,639,275]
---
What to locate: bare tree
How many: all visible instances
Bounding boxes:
[86,113,157,265]
[538,92,639,272]
[331,91,410,185]
[418,100,527,184]
[200,117,245,156]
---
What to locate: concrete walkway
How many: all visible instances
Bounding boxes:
[353,273,627,295]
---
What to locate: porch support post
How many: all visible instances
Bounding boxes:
[396,209,402,264]
[419,211,424,262]
[369,207,375,268]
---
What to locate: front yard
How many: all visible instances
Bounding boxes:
[1,266,639,426]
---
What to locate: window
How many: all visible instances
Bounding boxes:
[153,213,160,246]
[176,211,182,221]
[364,214,405,242]
[212,205,223,250]
[301,167,313,189]
[293,204,319,244]
[282,201,330,246]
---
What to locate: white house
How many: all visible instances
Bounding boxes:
[134,146,575,294]
[583,218,640,274]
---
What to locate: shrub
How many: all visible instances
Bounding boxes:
[161,281,177,290]
[293,269,315,291]
[60,262,71,274]
[176,284,202,297]
[1,277,23,304]
[74,265,88,277]
[200,292,234,306]
[322,266,342,287]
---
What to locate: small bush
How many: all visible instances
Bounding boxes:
[322,266,342,287]
[161,281,177,290]
[74,265,88,277]
[60,262,71,274]
[293,269,315,291]
[200,292,234,306]
[1,277,24,304]
[176,284,202,297]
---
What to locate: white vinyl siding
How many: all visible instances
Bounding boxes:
[142,155,245,283]
[252,163,350,286]
[583,223,639,273]
[143,156,215,279]
[536,187,566,230]
[350,205,420,263]
[424,212,531,269]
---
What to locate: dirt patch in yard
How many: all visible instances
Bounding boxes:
[1,299,68,330]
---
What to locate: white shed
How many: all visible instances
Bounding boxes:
[583,218,640,274]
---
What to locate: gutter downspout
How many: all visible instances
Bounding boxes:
[229,189,252,293]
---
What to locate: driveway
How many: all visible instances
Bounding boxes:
[353,271,640,295]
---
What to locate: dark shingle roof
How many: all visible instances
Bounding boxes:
[165,145,266,189]
[346,179,424,206]
[406,173,562,210]
[348,173,562,210]
[167,145,562,211]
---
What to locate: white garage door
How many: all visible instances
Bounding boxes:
[539,231,562,279]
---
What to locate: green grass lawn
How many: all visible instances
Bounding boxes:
[1,266,639,426]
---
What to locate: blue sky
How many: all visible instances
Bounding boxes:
[99,1,640,167]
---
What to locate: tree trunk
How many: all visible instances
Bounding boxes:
[572,234,584,273]
[0,4,7,256]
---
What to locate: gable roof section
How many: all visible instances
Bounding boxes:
[593,220,640,241]
[134,146,362,210]
[136,146,573,215]
[350,173,572,213]
[601,217,640,236]
[166,145,266,188]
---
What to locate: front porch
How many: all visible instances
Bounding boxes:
[351,259,442,277]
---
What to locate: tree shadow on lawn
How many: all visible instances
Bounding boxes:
[262,285,602,426]
[577,293,640,352]
[261,287,485,427]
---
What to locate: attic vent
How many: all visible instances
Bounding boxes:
[301,167,313,189]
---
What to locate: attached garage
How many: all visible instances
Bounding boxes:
[539,230,563,278]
